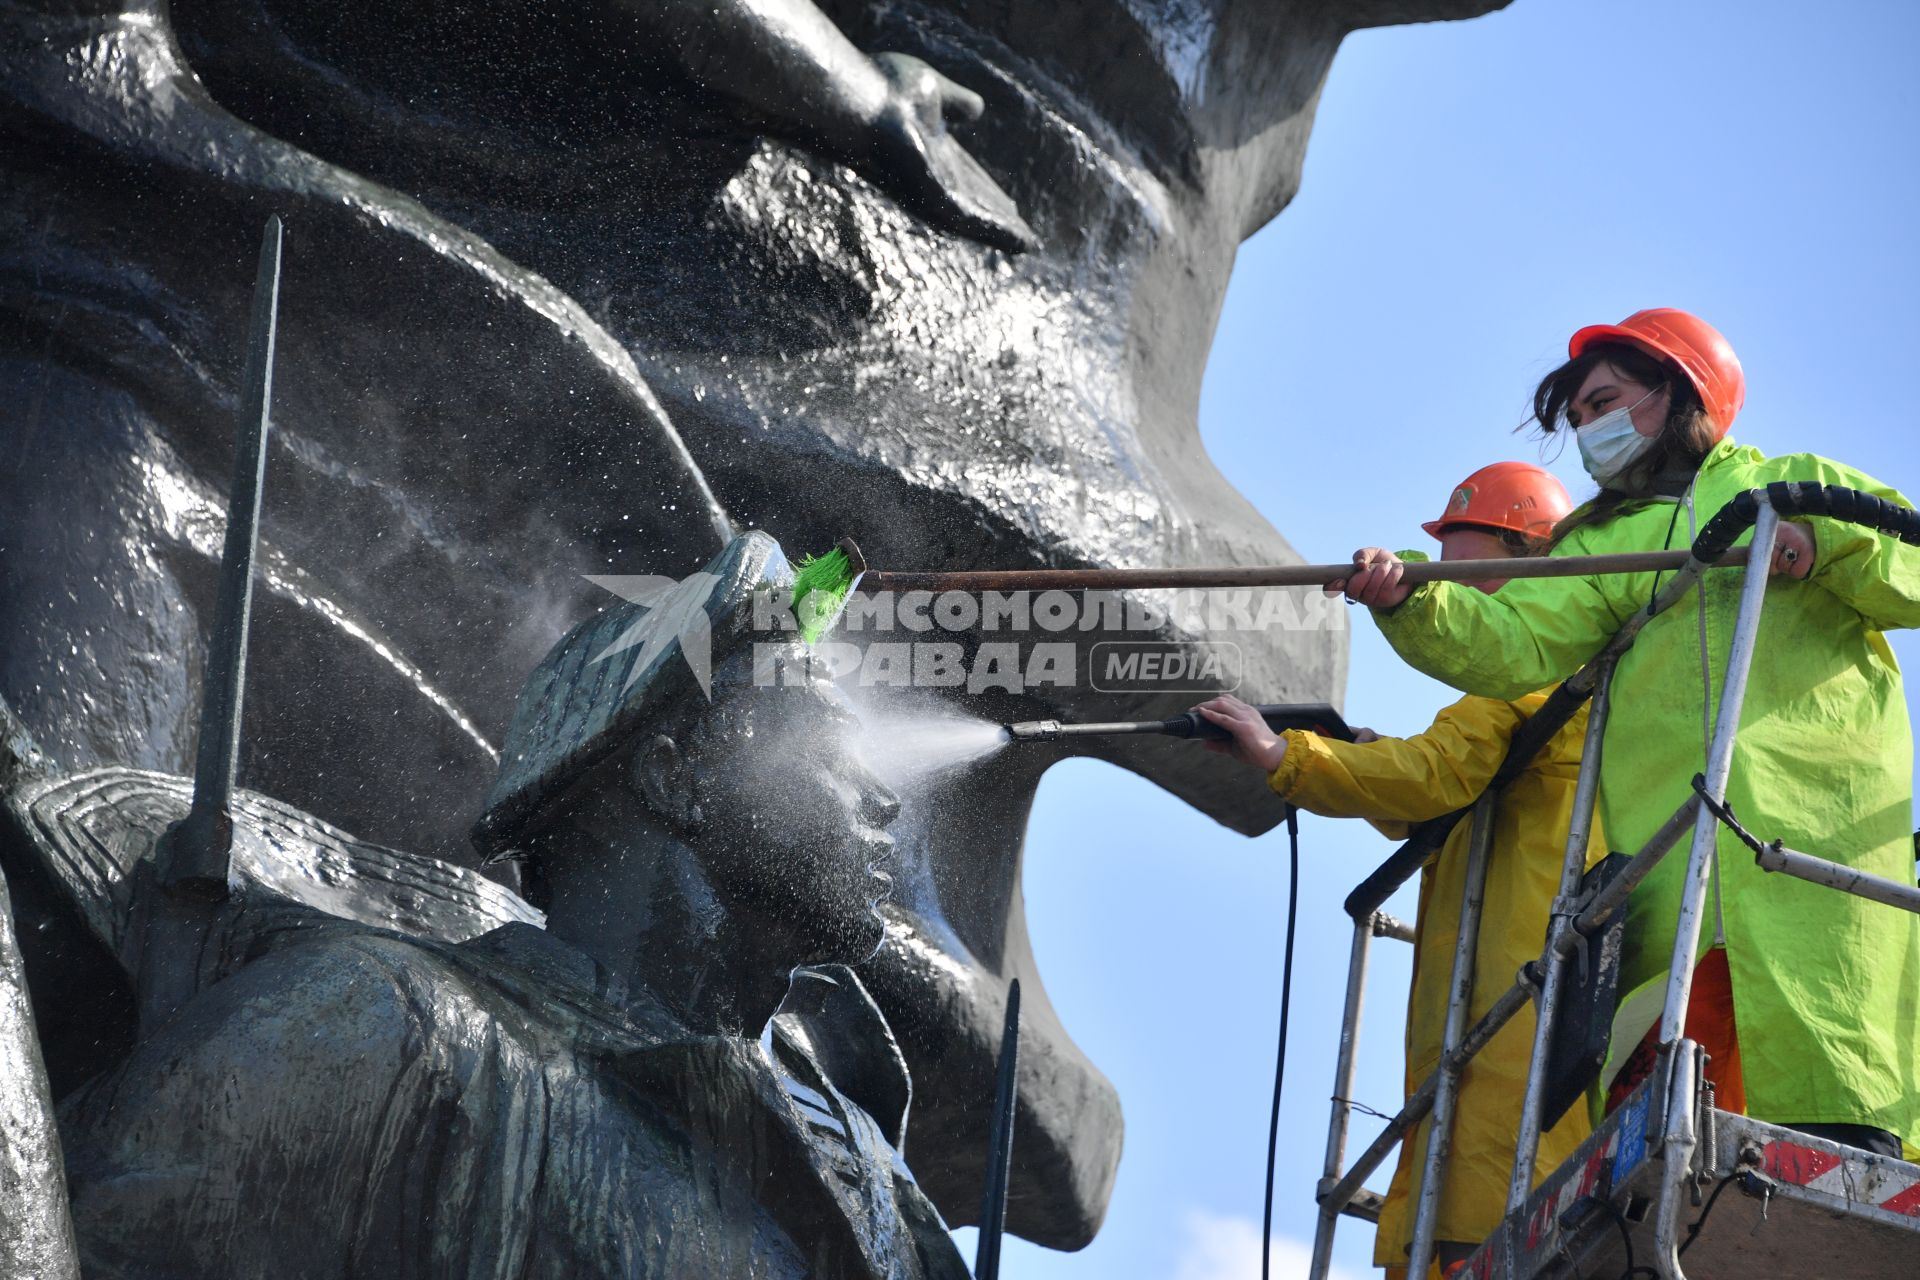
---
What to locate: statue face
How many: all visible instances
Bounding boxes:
[678,667,902,965]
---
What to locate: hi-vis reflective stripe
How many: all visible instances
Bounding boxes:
[1762,1140,1920,1217]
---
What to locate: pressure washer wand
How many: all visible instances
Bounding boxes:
[1005,703,1352,744]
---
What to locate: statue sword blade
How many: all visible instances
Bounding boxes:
[162,213,283,892]
[135,215,283,1035]
[973,977,1021,1280]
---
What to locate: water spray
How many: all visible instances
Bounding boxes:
[1003,703,1350,745]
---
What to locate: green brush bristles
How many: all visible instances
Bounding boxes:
[790,547,857,645]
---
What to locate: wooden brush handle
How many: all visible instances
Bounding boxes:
[860,547,1750,594]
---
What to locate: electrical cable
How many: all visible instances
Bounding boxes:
[1260,805,1302,1280]
[1583,1195,1657,1280]
[1678,1172,1741,1256]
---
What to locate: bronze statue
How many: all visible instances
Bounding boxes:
[55,533,969,1278]
[0,0,1509,1245]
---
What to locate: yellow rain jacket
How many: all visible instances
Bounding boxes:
[1373,441,1920,1147]
[1270,690,1606,1270]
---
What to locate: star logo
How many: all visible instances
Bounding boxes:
[582,572,725,698]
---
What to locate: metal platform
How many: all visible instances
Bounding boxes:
[1458,1076,1920,1279]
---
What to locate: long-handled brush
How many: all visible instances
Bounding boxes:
[787,537,1753,644]
[788,539,865,644]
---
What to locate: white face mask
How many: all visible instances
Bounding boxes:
[1574,386,1663,487]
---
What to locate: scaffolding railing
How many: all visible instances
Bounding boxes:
[1307,485,1920,1280]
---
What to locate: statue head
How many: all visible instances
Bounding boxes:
[0,0,1504,1244]
[475,531,902,970]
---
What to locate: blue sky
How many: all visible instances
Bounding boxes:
[957,2,1920,1277]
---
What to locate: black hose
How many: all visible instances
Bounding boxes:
[1692,481,1920,562]
[1678,1172,1741,1256]
[1686,488,1764,564]
[1261,805,1302,1280]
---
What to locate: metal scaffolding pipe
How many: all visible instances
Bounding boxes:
[1506,662,1615,1212]
[1652,1041,1706,1280]
[1659,504,1778,1046]
[1757,843,1920,915]
[1372,913,1417,944]
[1315,785,1706,1218]
[1309,920,1376,1280]
[1313,788,1703,1236]
[1317,977,1536,1218]
[1406,795,1497,1278]
[1567,797,1702,939]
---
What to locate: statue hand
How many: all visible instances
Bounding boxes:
[866,53,1037,254]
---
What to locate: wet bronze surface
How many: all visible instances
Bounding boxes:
[1,0,1506,1248]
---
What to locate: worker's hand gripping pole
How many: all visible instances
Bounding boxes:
[803,526,1758,646]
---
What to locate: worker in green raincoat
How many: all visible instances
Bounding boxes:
[1196,463,1604,1278]
[1333,308,1919,1157]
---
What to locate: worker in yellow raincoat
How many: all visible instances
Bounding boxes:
[1336,309,1920,1160]
[1197,462,1607,1278]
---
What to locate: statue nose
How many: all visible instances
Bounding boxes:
[863,781,901,829]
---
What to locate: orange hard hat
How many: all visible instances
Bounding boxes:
[1567,307,1746,438]
[1422,462,1573,541]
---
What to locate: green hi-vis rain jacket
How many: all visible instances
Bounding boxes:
[1373,440,1920,1145]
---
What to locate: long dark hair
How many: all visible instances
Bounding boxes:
[1531,342,1719,543]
